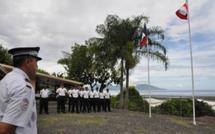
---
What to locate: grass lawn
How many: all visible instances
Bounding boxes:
[38,110,215,134]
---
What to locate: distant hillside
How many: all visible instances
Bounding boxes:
[108,85,120,91]
[136,84,167,91]
[108,84,166,93]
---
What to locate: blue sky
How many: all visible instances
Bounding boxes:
[129,0,215,90]
[0,0,214,91]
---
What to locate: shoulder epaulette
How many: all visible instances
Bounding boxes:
[26,84,32,89]
[25,78,30,82]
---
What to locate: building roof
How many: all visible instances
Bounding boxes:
[0,63,83,86]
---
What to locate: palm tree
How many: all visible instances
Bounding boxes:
[96,15,149,108]
[124,25,169,109]
[96,15,168,109]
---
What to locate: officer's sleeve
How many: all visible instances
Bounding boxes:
[56,88,59,94]
[40,89,42,96]
[65,88,68,93]
[2,82,32,128]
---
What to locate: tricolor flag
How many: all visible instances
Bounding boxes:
[176,1,188,20]
[140,23,148,47]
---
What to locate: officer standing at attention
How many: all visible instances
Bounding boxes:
[0,47,42,134]
[83,87,90,113]
[104,88,111,112]
[39,86,50,114]
[71,86,79,113]
[94,87,100,112]
[89,88,94,112]
[56,84,67,113]
[99,89,105,112]
[78,87,84,112]
[67,86,74,112]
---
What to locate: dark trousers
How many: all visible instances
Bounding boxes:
[82,98,90,113]
[79,97,83,112]
[72,98,79,113]
[95,98,100,112]
[88,98,93,112]
[68,97,74,112]
[97,99,104,112]
[101,99,105,112]
[57,96,66,113]
[98,99,103,112]
[105,99,111,112]
[39,98,49,114]
[91,98,96,112]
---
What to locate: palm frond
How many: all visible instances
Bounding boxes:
[148,26,165,40]
[136,48,169,70]
[148,39,167,55]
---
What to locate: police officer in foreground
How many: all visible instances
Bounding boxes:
[0,47,42,134]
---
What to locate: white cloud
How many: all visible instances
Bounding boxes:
[0,0,214,90]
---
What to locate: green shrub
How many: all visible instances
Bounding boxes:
[195,100,215,117]
[153,98,215,117]
[112,86,149,112]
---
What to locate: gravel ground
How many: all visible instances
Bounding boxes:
[38,109,215,134]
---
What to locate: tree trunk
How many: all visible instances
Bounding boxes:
[125,67,129,109]
[120,58,124,109]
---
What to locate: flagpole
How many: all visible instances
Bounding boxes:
[147,41,151,118]
[187,0,196,125]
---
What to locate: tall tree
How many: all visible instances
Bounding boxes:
[0,44,12,65]
[58,43,93,84]
[96,15,169,109]
[58,41,120,90]
[96,15,148,108]
[124,25,169,109]
[37,68,50,75]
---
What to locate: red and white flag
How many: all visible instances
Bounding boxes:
[176,1,188,20]
[140,23,148,47]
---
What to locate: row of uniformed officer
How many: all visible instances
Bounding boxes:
[0,47,42,134]
[67,86,111,113]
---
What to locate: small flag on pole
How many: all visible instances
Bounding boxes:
[176,1,188,20]
[140,23,148,47]
[176,0,197,125]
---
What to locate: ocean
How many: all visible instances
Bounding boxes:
[110,89,215,97]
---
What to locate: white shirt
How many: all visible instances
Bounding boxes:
[56,87,67,96]
[67,89,73,97]
[79,90,84,98]
[89,91,94,98]
[104,91,111,99]
[40,89,49,98]
[94,91,99,98]
[72,89,79,98]
[0,68,37,134]
[99,92,105,99]
[83,90,89,99]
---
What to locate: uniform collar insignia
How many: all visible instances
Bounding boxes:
[13,67,30,82]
